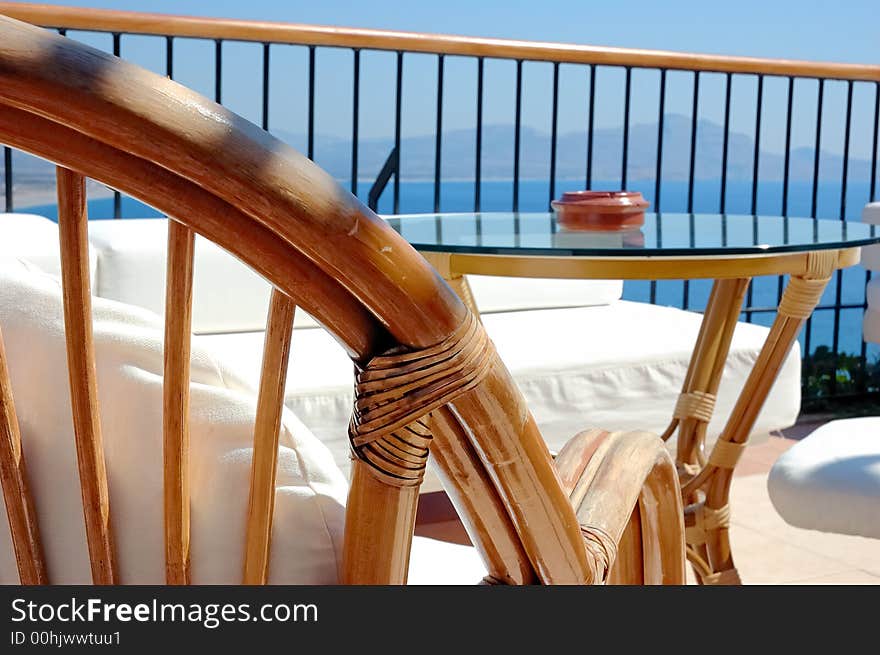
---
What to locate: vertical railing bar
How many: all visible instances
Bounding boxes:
[586,64,596,189]
[307,45,316,160]
[860,82,879,391]
[781,77,795,216]
[839,81,854,222]
[810,79,825,218]
[393,51,403,214]
[214,39,222,103]
[434,54,444,214]
[112,32,122,219]
[683,71,700,311]
[720,72,732,213]
[829,81,854,397]
[165,36,173,79]
[621,66,631,189]
[3,147,11,213]
[650,68,667,305]
[351,49,360,196]
[474,57,484,214]
[513,59,523,213]
[549,62,559,208]
[687,72,700,213]
[750,76,764,215]
[871,82,880,202]
[261,43,270,131]
[746,74,763,322]
[804,78,825,369]
[653,69,667,211]
[779,76,795,306]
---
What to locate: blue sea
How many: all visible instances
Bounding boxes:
[17,178,879,361]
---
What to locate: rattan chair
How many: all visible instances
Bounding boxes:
[0,16,685,585]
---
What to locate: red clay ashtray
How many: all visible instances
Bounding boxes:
[551,190,649,231]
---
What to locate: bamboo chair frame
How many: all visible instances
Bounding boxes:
[0,16,684,585]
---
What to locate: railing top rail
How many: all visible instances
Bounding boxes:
[2,3,878,82]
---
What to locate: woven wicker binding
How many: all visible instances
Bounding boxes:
[349,312,493,483]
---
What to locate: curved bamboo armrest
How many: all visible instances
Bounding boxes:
[556,429,686,584]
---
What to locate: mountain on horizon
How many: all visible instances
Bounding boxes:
[6,113,871,189]
[274,113,871,184]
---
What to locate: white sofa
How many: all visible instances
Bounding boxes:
[1,214,802,486]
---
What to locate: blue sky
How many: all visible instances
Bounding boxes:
[37,0,880,160]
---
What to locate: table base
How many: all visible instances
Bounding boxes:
[433,250,835,585]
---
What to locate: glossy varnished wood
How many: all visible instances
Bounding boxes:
[343,459,420,584]
[56,167,117,584]
[673,279,749,464]
[425,249,861,281]
[1,3,877,81]
[431,407,537,585]
[560,429,685,585]
[243,290,296,585]
[163,219,194,585]
[449,356,592,585]
[607,509,643,585]
[0,328,47,584]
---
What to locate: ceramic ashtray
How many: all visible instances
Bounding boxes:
[551,190,649,231]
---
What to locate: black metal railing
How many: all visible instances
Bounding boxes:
[1,14,879,404]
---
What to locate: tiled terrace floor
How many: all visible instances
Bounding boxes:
[416,423,880,584]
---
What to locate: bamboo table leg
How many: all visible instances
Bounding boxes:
[679,251,834,584]
[661,278,750,582]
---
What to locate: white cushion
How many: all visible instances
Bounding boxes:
[866,278,880,310]
[199,301,801,476]
[85,218,317,334]
[85,219,621,335]
[863,279,880,343]
[861,202,880,270]
[768,416,880,539]
[863,307,880,344]
[0,258,347,584]
[0,213,97,284]
[467,276,622,313]
[863,202,880,225]
[408,536,487,585]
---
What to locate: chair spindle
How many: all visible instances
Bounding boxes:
[56,166,117,584]
[243,289,296,584]
[163,219,195,584]
[0,327,47,584]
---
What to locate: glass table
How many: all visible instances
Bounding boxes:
[388,211,880,585]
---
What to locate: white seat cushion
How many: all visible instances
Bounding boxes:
[408,537,487,585]
[0,258,347,584]
[86,218,301,334]
[199,300,801,476]
[85,218,622,335]
[467,275,622,313]
[861,202,880,270]
[768,416,880,539]
[0,213,97,284]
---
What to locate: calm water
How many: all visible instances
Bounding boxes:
[18,178,879,360]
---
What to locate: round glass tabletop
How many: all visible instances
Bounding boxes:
[386,212,880,257]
